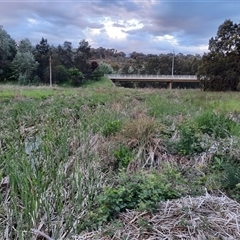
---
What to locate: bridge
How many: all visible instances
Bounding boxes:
[105,74,199,89]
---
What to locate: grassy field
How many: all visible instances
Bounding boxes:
[1,79,240,239]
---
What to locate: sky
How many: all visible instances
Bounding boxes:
[1,0,240,55]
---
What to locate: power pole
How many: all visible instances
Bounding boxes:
[171,48,175,77]
[49,55,52,87]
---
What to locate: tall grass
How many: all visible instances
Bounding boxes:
[1,84,240,238]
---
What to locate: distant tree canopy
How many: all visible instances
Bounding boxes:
[0,26,203,87]
[197,19,240,91]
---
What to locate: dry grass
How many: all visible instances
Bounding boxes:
[76,192,240,240]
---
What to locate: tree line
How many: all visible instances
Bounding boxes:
[1,19,240,90]
[0,29,102,86]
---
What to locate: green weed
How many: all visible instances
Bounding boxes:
[195,111,235,138]
[113,145,135,169]
[82,171,181,231]
[176,123,203,155]
[102,120,122,137]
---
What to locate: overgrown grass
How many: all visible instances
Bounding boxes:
[1,83,240,239]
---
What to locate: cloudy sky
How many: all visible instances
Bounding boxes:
[1,0,240,55]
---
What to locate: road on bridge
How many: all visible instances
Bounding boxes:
[105,74,199,89]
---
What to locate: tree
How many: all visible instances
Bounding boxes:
[209,19,240,55]
[145,56,161,74]
[54,65,69,84]
[18,38,35,53]
[36,37,50,55]
[11,52,39,85]
[57,41,74,69]
[91,61,99,72]
[74,40,92,77]
[98,62,114,74]
[197,19,240,91]
[11,39,39,85]
[0,26,17,81]
[35,37,50,83]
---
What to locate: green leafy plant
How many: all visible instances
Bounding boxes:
[210,155,225,171]
[195,111,234,138]
[102,120,122,137]
[113,145,134,169]
[222,163,240,190]
[82,172,182,231]
[220,163,240,201]
[176,123,203,155]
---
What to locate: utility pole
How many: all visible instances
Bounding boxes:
[49,55,52,87]
[171,48,175,77]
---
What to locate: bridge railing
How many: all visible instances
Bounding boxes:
[105,74,197,79]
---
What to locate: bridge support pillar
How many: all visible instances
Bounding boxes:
[167,82,172,89]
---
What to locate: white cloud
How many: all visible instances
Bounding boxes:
[94,18,144,40]
[27,18,38,26]
[153,34,178,46]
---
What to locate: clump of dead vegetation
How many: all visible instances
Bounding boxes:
[76,192,240,240]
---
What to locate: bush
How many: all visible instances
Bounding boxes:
[67,67,84,86]
[82,171,182,230]
[217,162,240,202]
[91,68,104,81]
[98,62,114,74]
[18,74,29,85]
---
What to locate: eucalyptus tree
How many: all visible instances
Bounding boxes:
[198,19,240,91]
[11,38,39,84]
[74,40,92,77]
[98,61,114,74]
[57,41,74,69]
[0,26,17,81]
[144,55,161,74]
[18,38,35,53]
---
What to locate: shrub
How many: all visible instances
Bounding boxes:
[82,171,182,230]
[67,67,84,86]
[98,62,114,74]
[91,68,104,81]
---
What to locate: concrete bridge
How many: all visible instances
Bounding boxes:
[105,74,199,89]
